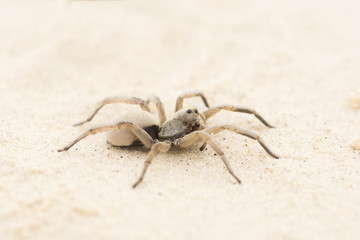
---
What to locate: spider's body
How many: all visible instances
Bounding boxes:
[107,107,203,147]
[58,90,279,188]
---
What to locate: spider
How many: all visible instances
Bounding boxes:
[58,90,279,188]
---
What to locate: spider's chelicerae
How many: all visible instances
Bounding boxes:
[58,90,279,188]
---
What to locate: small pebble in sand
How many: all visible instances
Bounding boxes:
[349,92,360,109]
[350,138,360,151]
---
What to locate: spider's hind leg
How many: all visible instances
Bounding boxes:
[74,97,151,126]
[175,90,210,112]
[147,95,166,125]
[58,122,155,152]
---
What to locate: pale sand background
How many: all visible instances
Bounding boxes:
[1,0,360,239]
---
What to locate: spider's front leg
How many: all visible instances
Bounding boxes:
[204,125,279,159]
[203,105,275,128]
[132,141,171,188]
[176,131,242,184]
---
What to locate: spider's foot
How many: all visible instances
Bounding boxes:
[73,120,87,127]
[265,148,280,159]
[235,177,242,184]
[132,178,143,188]
[199,143,207,151]
[58,146,70,152]
[231,174,242,184]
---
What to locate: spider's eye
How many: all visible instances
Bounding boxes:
[187,109,192,114]
[194,109,198,114]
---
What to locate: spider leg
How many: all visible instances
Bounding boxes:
[132,141,171,188]
[199,142,207,151]
[74,97,151,126]
[175,90,210,112]
[147,95,166,125]
[204,125,279,159]
[177,131,241,184]
[58,122,154,152]
[203,105,275,128]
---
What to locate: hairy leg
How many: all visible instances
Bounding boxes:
[58,122,154,151]
[147,95,166,125]
[175,90,210,112]
[177,131,241,184]
[132,141,171,188]
[74,97,151,126]
[204,124,279,159]
[203,104,275,128]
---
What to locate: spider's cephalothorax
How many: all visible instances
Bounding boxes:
[58,90,279,188]
[158,108,205,141]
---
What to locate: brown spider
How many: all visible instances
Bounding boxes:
[58,90,279,188]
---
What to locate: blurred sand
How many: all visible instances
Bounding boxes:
[1,0,360,239]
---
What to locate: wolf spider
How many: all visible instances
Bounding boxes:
[58,90,279,188]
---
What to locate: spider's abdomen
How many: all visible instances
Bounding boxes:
[107,110,159,146]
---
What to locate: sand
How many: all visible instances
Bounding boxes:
[1,0,360,239]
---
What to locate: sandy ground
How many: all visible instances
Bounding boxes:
[1,0,360,239]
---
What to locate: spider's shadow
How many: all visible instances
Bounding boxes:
[110,145,149,154]
[108,143,204,157]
